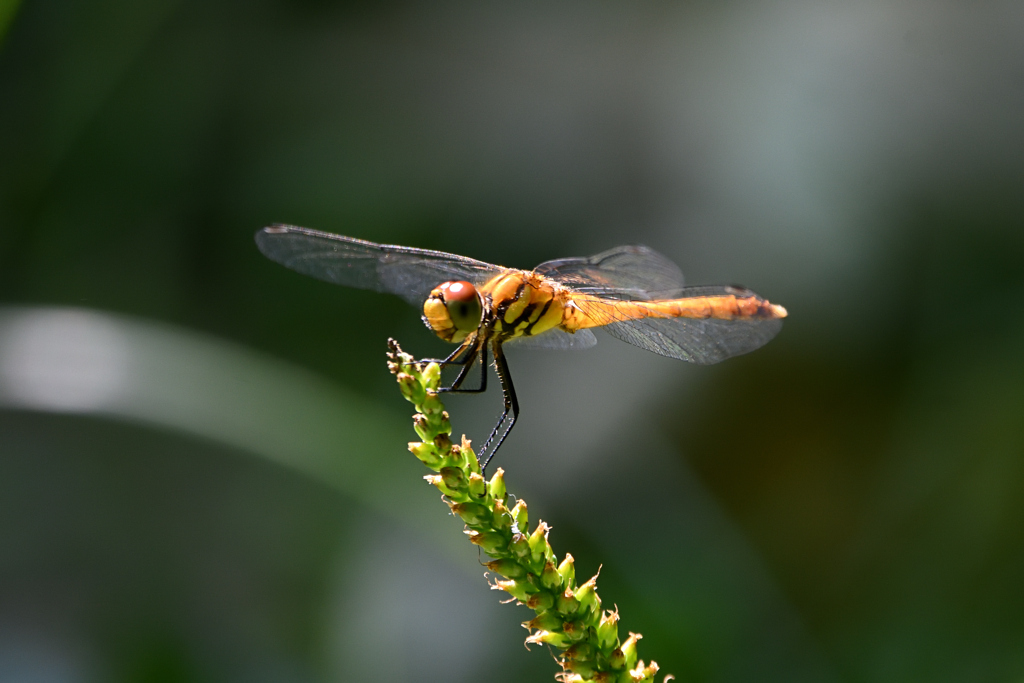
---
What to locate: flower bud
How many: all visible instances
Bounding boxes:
[439,466,466,492]
[435,410,451,434]
[563,642,595,662]
[620,632,641,669]
[432,433,452,452]
[524,609,562,631]
[507,533,528,559]
[564,660,596,679]
[524,630,570,649]
[408,442,441,468]
[396,373,424,403]
[557,554,575,588]
[488,468,506,500]
[421,391,444,416]
[446,444,462,468]
[510,500,528,531]
[540,560,561,590]
[494,578,532,602]
[525,590,554,612]
[386,340,412,365]
[562,618,590,641]
[451,502,490,526]
[596,609,620,650]
[467,472,486,499]
[439,483,463,498]
[425,474,459,496]
[630,660,659,681]
[413,414,433,441]
[468,531,507,554]
[491,500,513,533]
[484,558,526,579]
[461,435,481,473]
[422,362,441,388]
[556,588,579,615]
[574,574,600,615]
[529,522,551,565]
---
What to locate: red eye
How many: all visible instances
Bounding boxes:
[441,281,477,302]
[437,281,482,332]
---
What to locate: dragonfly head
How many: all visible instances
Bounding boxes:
[422,281,483,343]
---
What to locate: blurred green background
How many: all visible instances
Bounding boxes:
[2,1,1023,681]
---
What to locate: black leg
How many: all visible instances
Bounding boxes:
[419,337,487,394]
[441,340,488,394]
[478,340,518,475]
[421,342,474,367]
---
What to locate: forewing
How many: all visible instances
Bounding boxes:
[534,244,684,300]
[505,328,598,351]
[577,285,783,365]
[255,225,505,306]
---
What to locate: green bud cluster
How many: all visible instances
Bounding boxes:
[387,339,664,683]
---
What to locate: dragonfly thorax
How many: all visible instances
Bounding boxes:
[422,280,483,344]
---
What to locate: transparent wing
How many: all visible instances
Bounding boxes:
[576,285,783,365]
[504,328,598,351]
[255,225,506,306]
[533,245,685,300]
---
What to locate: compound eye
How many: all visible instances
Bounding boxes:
[439,281,482,331]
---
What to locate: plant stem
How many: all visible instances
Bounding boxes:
[387,339,665,683]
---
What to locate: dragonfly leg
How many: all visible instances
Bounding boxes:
[441,341,488,394]
[478,340,519,475]
[421,340,475,367]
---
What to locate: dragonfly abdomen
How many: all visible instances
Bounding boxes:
[562,292,787,330]
[644,295,786,320]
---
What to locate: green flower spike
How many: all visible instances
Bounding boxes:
[387,339,669,683]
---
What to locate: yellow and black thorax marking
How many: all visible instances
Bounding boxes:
[480,271,565,341]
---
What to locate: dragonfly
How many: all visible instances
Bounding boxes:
[256,225,787,471]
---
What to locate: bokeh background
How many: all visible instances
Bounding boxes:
[2,1,1023,681]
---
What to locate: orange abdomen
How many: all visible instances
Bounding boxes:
[560,292,787,331]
